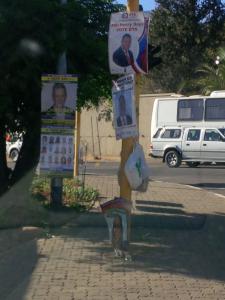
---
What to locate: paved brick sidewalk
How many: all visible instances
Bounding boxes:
[85,175,225,216]
[1,176,225,299]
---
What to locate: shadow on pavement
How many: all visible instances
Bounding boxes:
[135,200,184,208]
[135,206,185,215]
[53,212,225,283]
[192,182,225,189]
[0,239,39,300]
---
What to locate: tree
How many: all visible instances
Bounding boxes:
[194,48,225,95]
[0,0,63,194]
[0,0,122,195]
[148,0,225,93]
[66,0,123,108]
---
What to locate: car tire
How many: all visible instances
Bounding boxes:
[165,150,181,168]
[186,161,200,168]
[10,149,19,162]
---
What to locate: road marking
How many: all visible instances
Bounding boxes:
[202,187,225,190]
[183,185,202,190]
[212,193,225,199]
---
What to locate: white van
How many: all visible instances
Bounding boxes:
[150,127,225,167]
[151,91,225,139]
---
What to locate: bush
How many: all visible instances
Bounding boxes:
[31,176,99,212]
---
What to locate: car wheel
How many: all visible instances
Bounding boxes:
[186,161,200,168]
[165,150,181,168]
[10,149,19,162]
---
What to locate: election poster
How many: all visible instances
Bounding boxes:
[109,12,149,75]
[112,74,138,140]
[38,74,78,177]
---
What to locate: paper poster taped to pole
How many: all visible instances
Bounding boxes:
[38,74,78,177]
[112,74,138,140]
[109,12,149,75]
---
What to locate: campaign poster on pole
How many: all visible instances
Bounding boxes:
[112,74,138,140]
[38,74,78,177]
[109,12,149,75]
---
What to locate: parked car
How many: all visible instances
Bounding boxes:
[150,127,225,168]
[6,136,23,162]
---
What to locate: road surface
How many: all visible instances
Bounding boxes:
[82,159,225,196]
[8,158,225,196]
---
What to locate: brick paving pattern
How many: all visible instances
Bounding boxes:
[1,175,225,299]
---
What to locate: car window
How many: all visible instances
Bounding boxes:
[177,99,204,121]
[204,129,223,141]
[205,98,225,120]
[161,129,181,139]
[153,128,162,138]
[187,129,201,141]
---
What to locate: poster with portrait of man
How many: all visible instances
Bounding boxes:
[41,74,78,131]
[109,12,149,75]
[39,74,78,177]
[112,74,138,140]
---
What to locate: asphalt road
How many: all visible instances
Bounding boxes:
[82,158,225,196]
[8,158,225,196]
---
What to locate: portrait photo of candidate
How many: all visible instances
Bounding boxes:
[61,156,66,165]
[42,135,48,145]
[113,34,134,68]
[41,82,76,120]
[116,95,133,127]
[67,157,72,165]
[48,155,52,164]
[49,136,54,144]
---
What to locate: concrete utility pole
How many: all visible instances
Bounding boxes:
[119,0,140,201]
[50,0,67,207]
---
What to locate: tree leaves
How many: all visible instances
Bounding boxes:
[148,0,225,93]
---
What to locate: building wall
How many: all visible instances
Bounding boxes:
[80,93,179,159]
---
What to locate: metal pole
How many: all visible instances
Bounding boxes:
[50,0,67,207]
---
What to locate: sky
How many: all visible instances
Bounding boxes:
[116,0,156,11]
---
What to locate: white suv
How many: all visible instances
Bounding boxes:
[150,127,225,167]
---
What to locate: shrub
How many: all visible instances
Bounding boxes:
[31,176,99,212]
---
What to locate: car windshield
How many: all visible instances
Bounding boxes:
[219,128,225,137]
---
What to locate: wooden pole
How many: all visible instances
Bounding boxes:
[74,111,81,177]
[119,0,140,201]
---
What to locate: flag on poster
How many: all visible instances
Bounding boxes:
[109,12,149,75]
[112,74,138,140]
[38,74,78,177]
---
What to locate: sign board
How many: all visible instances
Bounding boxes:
[38,74,78,177]
[109,12,149,75]
[112,74,138,140]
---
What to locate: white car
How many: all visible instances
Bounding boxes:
[150,127,225,167]
[6,138,23,161]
